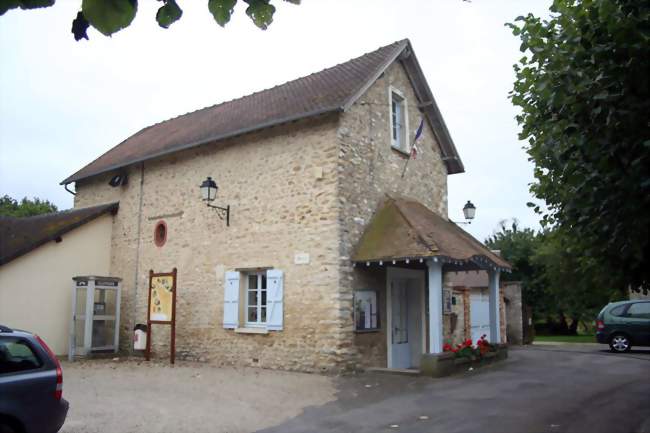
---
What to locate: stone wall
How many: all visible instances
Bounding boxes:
[336,60,449,368]
[72,58,457,372]
[503,281,523,344]
[75,115,351,372]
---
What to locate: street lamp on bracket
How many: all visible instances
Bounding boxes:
[452,200,476,225]
[200,176,230,227]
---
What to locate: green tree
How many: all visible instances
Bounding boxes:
[0,0,300,41]
[486,220,622,334]
[507,0,650,294]
[485,220,547,310]
[532,228,621,334]
[0,195,58,217]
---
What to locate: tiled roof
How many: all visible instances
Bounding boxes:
[352,198,511,271]
[447,270,490,288]
[63,39,463,184]
[0,203,118,265]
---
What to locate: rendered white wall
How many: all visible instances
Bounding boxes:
[0,214,113,355]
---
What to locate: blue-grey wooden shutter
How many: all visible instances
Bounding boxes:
[223,271,240,329]
[266,269,284,331]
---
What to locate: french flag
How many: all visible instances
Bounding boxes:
[411,118,424,159]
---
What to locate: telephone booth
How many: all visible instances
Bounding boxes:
[69,276,121,361]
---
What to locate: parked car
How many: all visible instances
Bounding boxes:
[596,300,650,352]
[0,325,69,433]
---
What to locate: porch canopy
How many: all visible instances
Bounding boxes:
[352,198,511,272]
[352,198,511,353]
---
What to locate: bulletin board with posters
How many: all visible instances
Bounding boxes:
[146,268,177,364]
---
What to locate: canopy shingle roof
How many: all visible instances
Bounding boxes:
[63,39,463,185]
[353,198,511,271]
[0,203,118,266]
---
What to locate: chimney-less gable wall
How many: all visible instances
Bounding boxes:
[337,61,449,368]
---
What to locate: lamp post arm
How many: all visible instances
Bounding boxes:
[207,203,230,226]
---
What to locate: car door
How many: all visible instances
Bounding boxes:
[0,336,52,431]
[624,302,650,346]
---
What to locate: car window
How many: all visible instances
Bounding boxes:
[627,302,650,319]
[610,305,627,316]
[0,337,43,374]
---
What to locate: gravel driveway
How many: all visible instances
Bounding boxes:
[59,358,335,433]
[59,345,650,433]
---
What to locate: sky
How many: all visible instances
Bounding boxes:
[0,0,550,242]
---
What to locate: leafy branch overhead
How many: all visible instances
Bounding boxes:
[0,0,300,41]
[507,0,650,292]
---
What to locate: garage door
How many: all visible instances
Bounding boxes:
[470,289,491,344]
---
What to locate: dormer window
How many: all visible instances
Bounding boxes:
[390,88,408,153]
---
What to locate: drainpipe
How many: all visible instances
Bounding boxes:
[64,183,77,196]
[130,162,145,355]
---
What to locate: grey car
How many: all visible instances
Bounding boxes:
[0,325,69,433]
[596,300,650,352]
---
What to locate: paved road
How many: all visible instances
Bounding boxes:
[260,344,650,433]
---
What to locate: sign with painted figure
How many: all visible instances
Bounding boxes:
[150,275,174,322]
[146,268,177,364]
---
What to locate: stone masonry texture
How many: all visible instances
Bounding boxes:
[73,59,497,372]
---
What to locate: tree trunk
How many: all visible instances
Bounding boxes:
[568,317,579,335]
[557,311,570,335]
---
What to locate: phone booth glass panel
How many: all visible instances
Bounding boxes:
[69,276,121,361]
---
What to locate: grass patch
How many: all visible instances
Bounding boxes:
[535,334,596,343]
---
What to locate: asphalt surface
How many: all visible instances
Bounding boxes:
[259,344,650,433]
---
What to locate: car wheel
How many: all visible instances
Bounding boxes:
[609,334,631,353]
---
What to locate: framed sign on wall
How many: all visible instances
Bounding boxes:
[354,290,379,332]
[146,268,177,364]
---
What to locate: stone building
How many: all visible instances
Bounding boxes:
[58,39,511,372]
[447,270,523,345]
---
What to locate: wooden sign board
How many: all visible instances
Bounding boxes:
[146,268,177,364]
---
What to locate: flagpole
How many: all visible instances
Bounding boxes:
[401,118,424,179]
[400,142,414,179]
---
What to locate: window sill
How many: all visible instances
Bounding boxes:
[391,146,410,158]
[354,329,381,334]
[235,327,269,335]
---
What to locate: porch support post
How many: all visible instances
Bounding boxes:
[426,259,444,354]
[488,269,501,344]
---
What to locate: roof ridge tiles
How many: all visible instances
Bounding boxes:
[62,38,464,185]
[131,39,407,133]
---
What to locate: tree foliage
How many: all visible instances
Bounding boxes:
[485,220,546,309]
[531,228,620,332]
[0,0,300,41]
[0,195,58,217]
[507,0,650,293]
[486,220,622,334]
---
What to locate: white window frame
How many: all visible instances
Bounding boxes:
[245,272,267,328]
[389,86,409,154]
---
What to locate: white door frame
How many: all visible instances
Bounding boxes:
[386,267,426,369]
